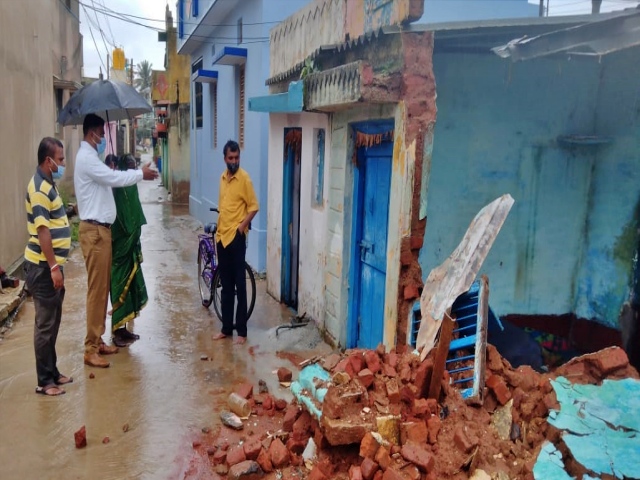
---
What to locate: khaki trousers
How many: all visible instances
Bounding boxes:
[79,222,112,354]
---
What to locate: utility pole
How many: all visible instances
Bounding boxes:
[592,0,602,13]
[539,0,544,17]
[129,58,135,154]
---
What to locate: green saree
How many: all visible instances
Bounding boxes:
[110,162,148,331]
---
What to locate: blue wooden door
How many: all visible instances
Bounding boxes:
[354,142,393,348]
[282,129,302,308]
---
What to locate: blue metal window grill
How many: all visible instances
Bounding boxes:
[192,0,198,17]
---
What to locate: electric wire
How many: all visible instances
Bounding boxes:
[81,4,107,73]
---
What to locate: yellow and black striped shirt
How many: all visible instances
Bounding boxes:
[24,168,71,266]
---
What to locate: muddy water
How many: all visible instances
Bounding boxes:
[0,181,309,480]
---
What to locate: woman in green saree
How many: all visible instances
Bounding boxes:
[109,154,148,347]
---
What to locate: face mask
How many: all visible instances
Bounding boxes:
[93,132,107,155]
[51,160,65,180]
[226,162,239,175]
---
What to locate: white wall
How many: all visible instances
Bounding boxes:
[267,113,330,327]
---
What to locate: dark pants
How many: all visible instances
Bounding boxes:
[25,263,65,387]
[217,232,247,337]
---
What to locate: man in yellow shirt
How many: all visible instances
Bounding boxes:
[212,140,259,345]
[24,137,75,396]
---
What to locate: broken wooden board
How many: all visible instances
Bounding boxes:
[417,194,514,361]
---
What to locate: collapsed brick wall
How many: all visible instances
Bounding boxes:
[396,32,437,346]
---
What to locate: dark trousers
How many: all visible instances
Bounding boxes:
[25,263,65,387]
[217,232,247,337]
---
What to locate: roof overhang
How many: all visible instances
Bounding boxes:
[492,8,640,61]
[248,81,303,113]
[177,0,235,56]
[53,75,82,91]
[191,69,218,84]
[212,46,247,66]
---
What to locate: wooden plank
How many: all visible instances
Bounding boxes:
[428,311,455,400]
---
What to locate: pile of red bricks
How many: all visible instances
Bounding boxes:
[210,345,637,479]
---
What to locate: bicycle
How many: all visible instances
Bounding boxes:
[197,207,256,323]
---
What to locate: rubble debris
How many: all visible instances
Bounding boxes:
[277,367,293,382]
[122,423,130,433]
[228,393,251,418]
[74,426,87,449]
[189,344,638,479]
[102,436,110,444]
[220,411,244,430]
[89,372,95,379]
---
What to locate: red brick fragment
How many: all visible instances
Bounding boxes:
[486,374,512,405]
[387,352,399,369]
[283,405,301,432]
[413,398,429,417]
[213,449,227,466]
[358,368,375,389]
[364,350,382,374]
[274,398,287,410]
[256,447,273,473]
[74,426,87,449]
[361,457,380,480]
[375,446,391,470]
[262,395,274,411]
[286,437,307,455]
[277,367,293,382]
[235,382,253,399]
[588,347,629,375]
[349,354,365,375]
[400,422,428,445]
[308,466,328,480]
[349,465,364,480]
[401,442,435,472]
[382,468,405,480]
[426,416,441,444]
[453,426,478,453]
[413,359,433,398]
[269,438,290,468]
[243,436,262,461]
[292,410,313,442]
[359,432,381,459]
[386,378,401,404]
[226,444,247,466]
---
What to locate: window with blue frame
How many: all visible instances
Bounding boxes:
[312,129,325,207]
[191,58,203,129]
[178,0,184,39]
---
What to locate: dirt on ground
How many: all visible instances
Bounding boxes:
[184,344,638,480]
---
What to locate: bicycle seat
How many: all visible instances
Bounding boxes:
[204,222,217,235]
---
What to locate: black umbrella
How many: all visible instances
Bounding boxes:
[57,78,152,126]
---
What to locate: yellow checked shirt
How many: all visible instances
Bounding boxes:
[216,167,259,247]
[24,168,71,266]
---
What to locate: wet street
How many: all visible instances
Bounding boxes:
[0,175,328,480]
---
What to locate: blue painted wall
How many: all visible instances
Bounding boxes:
[421,47,640,328]
[419,0,538,23]
[187,0,310,272]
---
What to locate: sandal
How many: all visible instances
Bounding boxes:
[112,335,133,348]
[35,385,65,396]
[55,375,73,385]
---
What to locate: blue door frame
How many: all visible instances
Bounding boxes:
[347,120,394,349]
[281,129,301,308]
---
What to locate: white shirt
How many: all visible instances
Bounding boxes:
[74,141,143,224]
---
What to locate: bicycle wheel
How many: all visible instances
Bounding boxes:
[197,244,214,308]
[212,263,257,322]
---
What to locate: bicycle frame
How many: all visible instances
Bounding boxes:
[198,232,217,286]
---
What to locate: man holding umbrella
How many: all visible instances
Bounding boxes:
[75,114,158,368]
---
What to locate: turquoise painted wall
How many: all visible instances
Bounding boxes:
[421,48,640,328]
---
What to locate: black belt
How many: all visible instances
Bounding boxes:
[84,219,111,229]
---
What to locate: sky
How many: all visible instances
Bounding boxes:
[80,0,176,79]
[80,0,638,79]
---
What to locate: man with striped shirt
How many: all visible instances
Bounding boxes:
[24,137,74,396]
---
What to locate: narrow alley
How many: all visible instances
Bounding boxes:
[0,178,328,480]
